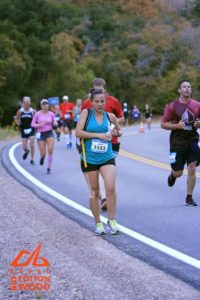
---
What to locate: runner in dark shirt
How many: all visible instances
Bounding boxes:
[161,80,200,206]
[15,96,36,164]
[143,104,152,130]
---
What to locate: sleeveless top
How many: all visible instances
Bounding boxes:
[82,109,114,164]
[20,107,34,129]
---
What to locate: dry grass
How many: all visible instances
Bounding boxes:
[0,126,18,141]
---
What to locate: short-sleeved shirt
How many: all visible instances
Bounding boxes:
[162,98,200,149]
[31,111,55,133]
[82,95,123,144]
[60,102,74,120]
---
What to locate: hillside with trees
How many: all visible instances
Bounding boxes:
[0,0,200,124]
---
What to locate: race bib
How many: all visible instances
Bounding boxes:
[36,132,41,140]
[91,139,108,153]
[24,128,32,134]
[55,116,60,121]
[64,114,70,119]
[169,152,176,164]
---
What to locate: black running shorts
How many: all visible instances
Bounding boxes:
[81,158,116,173]
[170,141,200,171]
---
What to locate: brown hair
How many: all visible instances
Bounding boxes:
[90,89,105,101]
[92,78,106,87]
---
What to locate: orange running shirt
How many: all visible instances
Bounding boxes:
[60,102,74,120]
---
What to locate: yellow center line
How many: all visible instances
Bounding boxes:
[119,149,200,178]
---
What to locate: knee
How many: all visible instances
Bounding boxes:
[106,185,115,196]
[90,189,99,200]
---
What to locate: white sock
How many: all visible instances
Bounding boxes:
[65,134,69,144]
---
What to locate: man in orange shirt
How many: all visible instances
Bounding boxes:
[82,78,124,210]
[60,95,75,148]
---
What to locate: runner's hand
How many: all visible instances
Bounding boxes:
[176,121,185,130]
[97,133,112,141]
[194,119,200,128]
[111,129,118,136]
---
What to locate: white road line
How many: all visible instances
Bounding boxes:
[9,143,200,270]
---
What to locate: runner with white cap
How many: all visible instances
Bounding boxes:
[15,96,36,165]
[60,95,75,148]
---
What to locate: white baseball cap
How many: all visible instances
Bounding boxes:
[62,95,69,100]
[40,98,48,105]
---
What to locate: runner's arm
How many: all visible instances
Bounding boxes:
[113,99,124,125]
[31,114,45,128]
[161,103,185,130]
[108,113,123,137]
[15,110,21,126]
[161,121,185,130]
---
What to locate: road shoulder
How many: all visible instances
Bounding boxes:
[0,141,199,300]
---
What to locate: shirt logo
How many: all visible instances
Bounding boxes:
[181,108,195,125]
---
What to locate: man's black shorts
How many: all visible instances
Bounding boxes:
[62,119,74,130]
[170,141,200,171]
[20,128,35,139]
[81,158,115,173]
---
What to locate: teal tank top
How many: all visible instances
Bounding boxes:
[82,109,114,164]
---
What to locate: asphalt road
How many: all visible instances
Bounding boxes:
[2,123,200,290]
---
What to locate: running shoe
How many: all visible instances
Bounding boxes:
[47,168,51,174]
[95,222,106,236]
[22,150,29,160]
[186,197,198,207]
[66,143,71,149]
[107,220,119,235]
[168,174,176,187]
[101,198,107,211]
[40,157,45,165]
[69,142,72,148]
[56,135,60,142]
[30,160,34,165]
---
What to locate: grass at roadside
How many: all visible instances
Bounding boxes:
[0,126,18,141]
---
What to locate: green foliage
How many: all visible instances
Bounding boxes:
[0,0,200,124]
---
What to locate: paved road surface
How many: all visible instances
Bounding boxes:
[2,124,200,290]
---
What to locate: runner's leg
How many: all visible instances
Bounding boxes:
[29,136,35,161]
[46,137,55,170]
[38,141,46,160]
[86,170,100,223]
[187,162,196,195]
[100,165,116,220]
